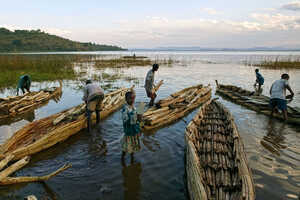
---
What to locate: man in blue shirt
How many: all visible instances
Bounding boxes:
[17,75,31,95]
[254,69,264,94]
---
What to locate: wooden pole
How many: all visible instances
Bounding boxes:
[0,156,30,180]
[0,163,71,185]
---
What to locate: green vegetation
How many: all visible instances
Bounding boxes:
[246,56,300,69]
[94,58,152,68]
[94,57,176,68]
[0,55,80,88]
[0,28,125,52]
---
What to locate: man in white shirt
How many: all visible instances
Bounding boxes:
[83,80,104,132]
[270,74,294,120]
[144,64,159,106]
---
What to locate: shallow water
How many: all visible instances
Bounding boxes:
[0,51,300,200]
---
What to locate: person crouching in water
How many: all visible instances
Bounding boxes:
[121,91,142,163]
[17,75,31,95]
[254,69,264,94]
[145,64,159,106]
[82,80,104,132]
[270,73,294,121]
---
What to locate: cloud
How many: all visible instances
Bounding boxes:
[281,1,300,11]
[80,13,300,48]
[200,8,222,15]
[0,24,71,37]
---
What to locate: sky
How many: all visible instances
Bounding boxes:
[1,0,300,48]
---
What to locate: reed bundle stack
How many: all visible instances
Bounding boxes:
[142,84,212,131]
[0,81,63,120]
[0,87,130,161]
[185,99,255,200]
[216,81,300,125]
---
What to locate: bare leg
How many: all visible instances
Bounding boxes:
[96,110,100,124]
[271,108,275,117]
[283,110,288,121]
[130,153,134,163]
[258,84,262,94]
[122,151,126,160]
[87,110,92,133]
[149,93,157,106]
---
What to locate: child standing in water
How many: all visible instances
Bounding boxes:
[121,91,142,162]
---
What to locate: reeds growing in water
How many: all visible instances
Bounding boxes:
[245,55,300,69]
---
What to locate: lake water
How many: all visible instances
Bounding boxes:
[0,51,299,200]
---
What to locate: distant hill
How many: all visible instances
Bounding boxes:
[0,28,126,52]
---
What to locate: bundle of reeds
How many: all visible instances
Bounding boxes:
[0,154,71,185]
[216,80,300,125]
[0,87,130,161]
[0,81,63,120]
[185,99,255,200]
[142,84,211,131]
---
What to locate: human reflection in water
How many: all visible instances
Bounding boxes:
[260,118,287,156]
[122,160,142,200]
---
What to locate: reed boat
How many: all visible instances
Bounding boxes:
[215,81,300,125]
[0,87,130,161]
[185,99,255,200]
[0,81,63,120]
[142,84,211,131]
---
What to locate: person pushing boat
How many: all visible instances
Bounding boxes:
[270,73,294,121]
[254,69,264,94]
[82,79,104,132]
[17,75,31,95]
[144,64,162,106]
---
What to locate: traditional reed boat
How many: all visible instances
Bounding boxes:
[215,81,300,125]
[185,99,255,200]
[0,87,130,161]
[0,81,63,120]
[142,84,211,131]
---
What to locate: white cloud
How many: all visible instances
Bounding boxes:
[281,1,300,11]
[200,8,222,15]
[2,7,300,48]
[0,24,71,37]
[79,13,300,48]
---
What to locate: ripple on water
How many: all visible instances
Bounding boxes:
[1,52,300,200]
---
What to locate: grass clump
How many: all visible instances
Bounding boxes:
[94,58,152,68]
[246,56,300,69]
[94,57,177,69]
[0,55,80,88]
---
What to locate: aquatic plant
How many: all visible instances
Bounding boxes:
[0,55,81,88]
[245,55,300,69]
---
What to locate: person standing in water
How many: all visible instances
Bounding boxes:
[270,73,294,121]
[17,75,31,95]
[254,69,264,94]
[82,80,104,132]
[121,91,142,163]
[144,64,159,106]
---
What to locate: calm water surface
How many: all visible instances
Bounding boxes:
[0,51,299,200]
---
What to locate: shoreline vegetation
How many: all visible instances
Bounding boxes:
[94,57,175,68]
[0,28,125,52]
[0,54,176,89]
[245,56,300,69]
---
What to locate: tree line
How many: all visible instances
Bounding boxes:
[0,28,126,52]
